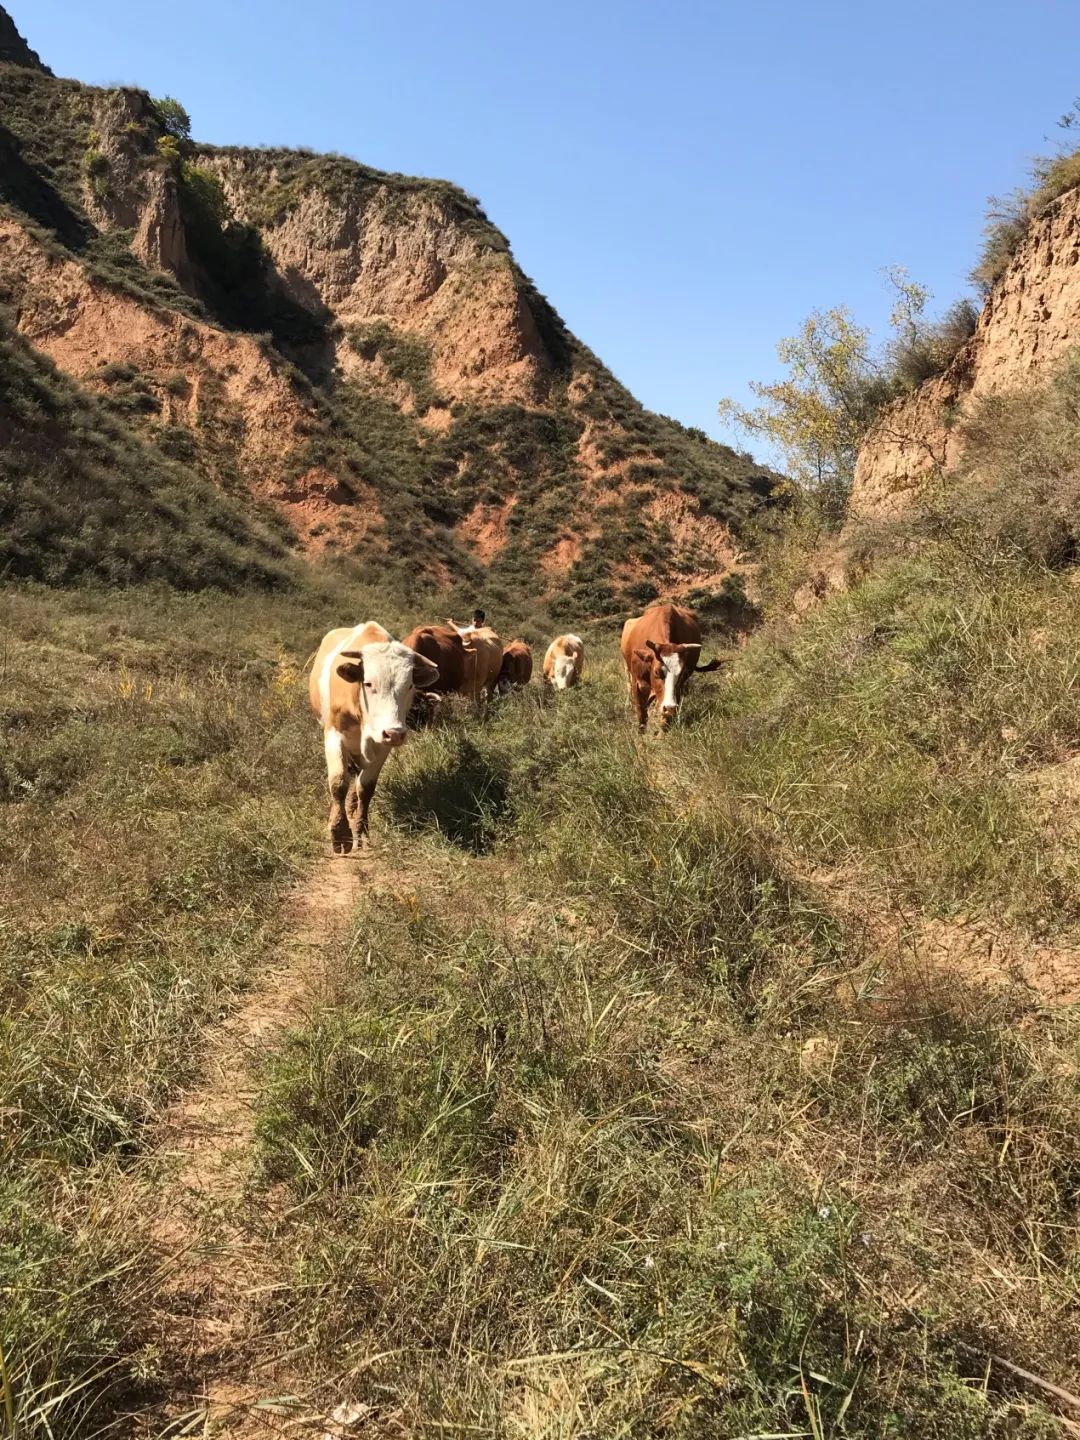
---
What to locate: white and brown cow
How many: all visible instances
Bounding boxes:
[543,634,585,690]
[620,604,725,732]
[309,622,440,853]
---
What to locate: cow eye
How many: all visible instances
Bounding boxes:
[364,682,375,692]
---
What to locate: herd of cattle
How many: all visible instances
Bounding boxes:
[309,603,724,853]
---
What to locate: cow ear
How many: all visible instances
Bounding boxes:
[633,648,655,669]
[410,652,441,689]
[337,659,364,684]
[696,656,727,674]
[645,639,663,658]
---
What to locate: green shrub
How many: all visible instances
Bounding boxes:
[81,146,110,197]
[888,297,979,388]
[348,321,440,411]
[150,94,191,143]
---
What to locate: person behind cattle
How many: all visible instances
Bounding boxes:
[445,607,487,638]
[309,622,440,853]
[620,603,725,732]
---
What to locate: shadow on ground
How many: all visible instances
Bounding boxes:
[384,736,509,854]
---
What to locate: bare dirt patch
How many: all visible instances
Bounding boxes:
[135,853,371,1437]
[455,495,515,562]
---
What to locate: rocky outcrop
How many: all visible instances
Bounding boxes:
[849,363,969,518]
[84,88,162,231]
[853,185,1080,517]
[0,5,49,71]
[207,158,552,407]
[131,168,191,282]
[0,215,371,551]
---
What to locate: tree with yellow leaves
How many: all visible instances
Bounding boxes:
[719,270,967,525]
[719,307,889,522]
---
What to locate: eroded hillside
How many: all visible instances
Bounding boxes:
[854,178,1080,517]
[0,6,774,619]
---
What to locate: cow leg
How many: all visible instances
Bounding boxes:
[633,686,651,733]
[353,776,378,847]
[324,728,353,855]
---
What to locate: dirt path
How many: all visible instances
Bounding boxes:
[138,852,373,1438]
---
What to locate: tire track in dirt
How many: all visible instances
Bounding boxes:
[136,852,373,1438]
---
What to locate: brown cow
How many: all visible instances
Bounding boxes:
[497,639,533,693]
[469,626,504,703]
[310,622,440,853]
[620,604,724,732]
[543,634,585,690]
[405,621,501,706]
[404,624,475,696]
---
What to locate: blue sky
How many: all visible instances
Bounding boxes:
[20,0,1080,450]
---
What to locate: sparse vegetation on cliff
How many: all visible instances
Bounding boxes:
[973,105,1080,292]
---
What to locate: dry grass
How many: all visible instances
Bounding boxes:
[247,660,1079,1437]
[7,358,1080,1434]
[0,583,329,1434]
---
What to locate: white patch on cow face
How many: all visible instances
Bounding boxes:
[659,651,683,712]
[356,641,416,752]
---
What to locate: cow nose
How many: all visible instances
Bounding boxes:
[383,726,407,747]
[660,706,678,726]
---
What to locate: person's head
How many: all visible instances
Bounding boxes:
[471,608,486,628]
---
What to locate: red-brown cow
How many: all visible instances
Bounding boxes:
[497,639,533,693]
[403,621,502,710]
[403,624,475,695]
[620,604,725,732]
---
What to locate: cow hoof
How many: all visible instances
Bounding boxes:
[330,822,353,855]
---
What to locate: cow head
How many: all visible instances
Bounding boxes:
[337,641,440,749]
[633,641,725,729]
[551,654,577,690]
